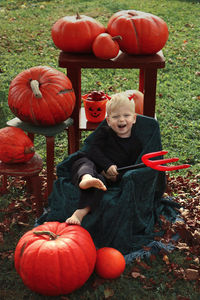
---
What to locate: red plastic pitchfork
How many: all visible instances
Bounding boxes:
[117,150,190,172]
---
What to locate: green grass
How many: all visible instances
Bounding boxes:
[0,0,200,299]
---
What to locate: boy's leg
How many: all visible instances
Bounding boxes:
[72,157,107,210]
[66,157,107,224]
[71,157,106,187]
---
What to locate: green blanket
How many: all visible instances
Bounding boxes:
[38,115,178,257]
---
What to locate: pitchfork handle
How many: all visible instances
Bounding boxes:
[117,163,146,172]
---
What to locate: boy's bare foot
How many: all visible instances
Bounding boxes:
[79,174,107,191]
[66,207,90,225]
[66,214,81,225]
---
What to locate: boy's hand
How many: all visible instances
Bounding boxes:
[102,165,118,182]
[106,165,118,176]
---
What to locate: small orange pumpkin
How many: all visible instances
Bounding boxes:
[92,33,122,60]
[0,127,35,163]
[95,247,126,279]
[125,90,144,115]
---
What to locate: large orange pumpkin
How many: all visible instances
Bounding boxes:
[107,10,169,55]
[14,222,97,296]
[95,247,126,279]
[8,66,76,126]
[0,127,35,163]
[51,13,106,53]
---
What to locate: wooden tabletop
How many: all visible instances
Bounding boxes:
[59,50,165,69]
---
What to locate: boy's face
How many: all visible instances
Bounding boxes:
[106,104,136,138]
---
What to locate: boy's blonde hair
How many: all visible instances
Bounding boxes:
[106,92,135,116]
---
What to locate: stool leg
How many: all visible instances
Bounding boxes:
[46,136,55,198]
[26,178,32,193]
[143,68,157,117]
[0,175,8,193]
[139,69,144,93]
[28,132,35,143]
[67,67,81,153]
[31,175,43,217]
[67,126,77,155]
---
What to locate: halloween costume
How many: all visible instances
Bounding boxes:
[71,123,142,211]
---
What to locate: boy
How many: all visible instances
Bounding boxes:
[66,92,142,225]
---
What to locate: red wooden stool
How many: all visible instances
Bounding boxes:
[6,117,73,198]
[0,153,43,217]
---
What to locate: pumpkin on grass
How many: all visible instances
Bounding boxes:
[95,247,126,279]
[0,127,35,163]
[107,10,169,55]
[8,66,76,126]
[14,222,97,296]
[52,13,105,53]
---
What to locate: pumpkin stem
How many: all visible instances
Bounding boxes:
[30,80,42,98]
[34,231,58,240]
[76,12,81,19]
[112,35,122,41]
[128,11,138,17]
[24,146,35,154]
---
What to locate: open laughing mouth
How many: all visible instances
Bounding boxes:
[118,124,126,129]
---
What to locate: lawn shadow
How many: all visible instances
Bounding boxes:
[0,91,11,128]
[176,0,200,3]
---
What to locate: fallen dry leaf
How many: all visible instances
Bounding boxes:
[176,242,190,251]
[193,257,199,265]
[104,287,114,299]
[184,268,199,281]
[193,230,200,243]
[92,277,106,289]
[136,258,151,270]
[163,254,170,265]
[131,272,146,279]
[0,232,4,243]
[176,296,191,300]
[60,296,70,300]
